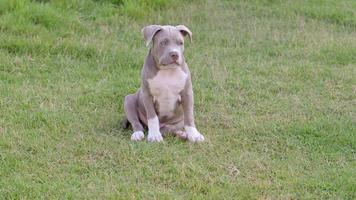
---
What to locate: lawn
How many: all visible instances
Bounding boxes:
[0,0,355,199]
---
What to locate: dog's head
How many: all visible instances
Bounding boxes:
[142,25,192,69]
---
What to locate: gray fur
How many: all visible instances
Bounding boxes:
[124,25,204,142]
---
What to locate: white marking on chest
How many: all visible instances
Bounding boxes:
[148,67,188,117]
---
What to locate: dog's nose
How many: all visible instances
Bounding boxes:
[169,51,179,61]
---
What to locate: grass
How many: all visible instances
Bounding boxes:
[0,0,355,199]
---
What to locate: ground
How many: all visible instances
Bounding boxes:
[0,0,355,199]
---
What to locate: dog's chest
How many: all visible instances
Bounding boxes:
[147,68,188,117]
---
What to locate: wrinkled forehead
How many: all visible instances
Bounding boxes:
[153,26,184,42]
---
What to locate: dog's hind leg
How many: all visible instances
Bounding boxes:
[160,121,187,140]
[124,94,145,141]
[121,117,129,129]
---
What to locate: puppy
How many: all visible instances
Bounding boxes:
[123,25,204,142]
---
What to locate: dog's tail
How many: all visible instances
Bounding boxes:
[121,117,130,130]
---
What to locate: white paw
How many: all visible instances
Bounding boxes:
[147,131,163,142]
[185,126,205,142]
[147,116,163,142]
[131,131,145,141]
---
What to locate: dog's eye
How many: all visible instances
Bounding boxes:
[178,41,183,45]
[160,39,169,46]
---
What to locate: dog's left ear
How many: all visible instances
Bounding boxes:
[176,25,192,43]
[142,25,163,47]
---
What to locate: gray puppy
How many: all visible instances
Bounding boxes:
[123,25,204,142]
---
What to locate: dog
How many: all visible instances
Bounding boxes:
[123,25,205,143]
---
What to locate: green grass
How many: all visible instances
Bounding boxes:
[0,0,355,199]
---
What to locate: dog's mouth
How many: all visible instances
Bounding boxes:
[159,61,179,69]
[168,61,179,66]
[160,64,177,70]
[162,60,179,65]
[159,55,181,65]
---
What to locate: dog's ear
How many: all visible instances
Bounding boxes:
[176,25,192,43]
[141,25,163,47]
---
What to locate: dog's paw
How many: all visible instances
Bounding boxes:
[131,131,145,141]
[147,131,163,142]
[174,130,187,140]
[185,126,205,142]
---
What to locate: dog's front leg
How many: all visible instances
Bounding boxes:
[142,90,163,142]
[181,79,205,142]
